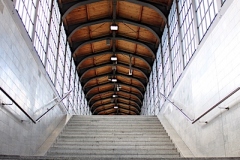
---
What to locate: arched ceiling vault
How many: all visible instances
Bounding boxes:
[58,0,173,115]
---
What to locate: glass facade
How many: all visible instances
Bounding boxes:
[141,0,223,115]
[15,0,90,115]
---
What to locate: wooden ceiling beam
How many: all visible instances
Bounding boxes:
[93,102,140,115]
[72,35,156,59]
[86,82,144,99]
[62,0,167,22]
[97,108,137,115]
[68,18,161,45]
[88,90,142,106]
[76,50,152,70]
[83,73,146,91]
[91,97,141,111]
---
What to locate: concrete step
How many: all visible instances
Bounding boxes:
[47,154,180,158]
[71,115,158,119]
[52,144,176,150]
[65,126,164,132]
[56,137,172,142]
[1,155,239,159]
[54,141,174,146]
[47,148,179,155]
[59,132,169,138]
[69,118,160,121]
[62,131,168,135]
[68,122,162,125]
[65,126,164,130]
[47,116,180,159]
[69,120,161,125]
[58,134,169,139]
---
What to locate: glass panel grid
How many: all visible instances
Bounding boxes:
[15,0,37,39]
[33,0,52,64]
[195,0,218,40]
[169,1,183,85]
[178,0,197,66]
[162,26,173,97]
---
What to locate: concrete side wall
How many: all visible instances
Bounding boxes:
[0,1,65,155]
[161,0,240,157]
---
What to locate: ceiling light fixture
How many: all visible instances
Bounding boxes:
[114,106,118,109]
[111,78,117,82]
[111,56,117,61]
[113,94,118,98]
[110,25,118,31]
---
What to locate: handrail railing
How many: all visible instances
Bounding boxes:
[0,86,71,123]
[0,87,36,123]
[159,92,194,122]
[192,87,240,124]
[35,90,71,122]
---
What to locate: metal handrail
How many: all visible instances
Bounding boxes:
[0,86,71,123]
[35,90,72,122]
[192,87,240,124]
[159,92,194,122]
[0,87,36,123]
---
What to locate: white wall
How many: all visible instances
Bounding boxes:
[0,1,65,155]
[161,0,240,157]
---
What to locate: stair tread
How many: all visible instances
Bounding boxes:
[47,116,180,158]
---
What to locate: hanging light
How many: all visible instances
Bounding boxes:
[110,25,118,31]
[111,78,117,82]
[111,56,117,61]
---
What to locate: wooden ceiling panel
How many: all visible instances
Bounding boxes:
[74,44,92,58]
[71,27,90,42]
[94,54,112,65]
[90,91,114,103]
[138,28,158,44]
[117,40,135,53]
[95,67,110,76]
[87,1,112,21]
[136,45,153,58]
[88,85,114,97]
[65,5,87,25]
[120,86,142,98]
[133,58,151,70]
[78,58,93,69]
[117,23,138,39]
[141,7,164,27]
[92,99,112,108]
[92,40,111,53]
[82,70,96,80]
[117,65,146,80]
[118,1,142,22]
[81,66,112,80]
[117,76,143,89]
[84,76,109,89]
[89,22,111,39]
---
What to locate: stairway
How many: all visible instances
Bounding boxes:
[46,115,180,159]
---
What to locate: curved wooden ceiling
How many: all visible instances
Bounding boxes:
[58,0,172,115]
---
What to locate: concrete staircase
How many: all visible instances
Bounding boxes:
[46,115,180,159]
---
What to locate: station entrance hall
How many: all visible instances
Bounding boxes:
[0,0,240,159]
